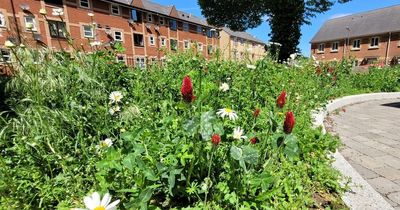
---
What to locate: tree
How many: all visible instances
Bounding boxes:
[198,0,351,61]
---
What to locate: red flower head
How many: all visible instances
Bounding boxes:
[276,91,286,109]
[211,134,221,146]
[253,108,261,118]
[250,137,258,144]
[328,67,335,73]
[181,75,195,103]
[332,75,337,81]
[283,111,295,134]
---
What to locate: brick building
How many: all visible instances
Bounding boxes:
[0,0,219,68]
[219,27,266,62]
[311,5,400,67]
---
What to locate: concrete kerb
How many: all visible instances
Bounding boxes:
[312,92,400,210]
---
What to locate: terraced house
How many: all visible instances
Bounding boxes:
[0,0,219,67]
[311,5,400,67]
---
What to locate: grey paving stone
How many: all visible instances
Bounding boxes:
[385,196,399,207]
[388,192,400,206]
[368,177,400,195]
[349,161,380,179]
[374,167,400,181]
[376,156,400,170]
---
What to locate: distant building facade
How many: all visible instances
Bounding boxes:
[0,0,219,68]
[219,27,266,62]
[311,5,400,66]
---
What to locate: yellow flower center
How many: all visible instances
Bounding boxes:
[225,108,232,113]
[100,142,108,148]
[94,206,106,210]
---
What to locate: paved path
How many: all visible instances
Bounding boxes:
[327,99,400,209]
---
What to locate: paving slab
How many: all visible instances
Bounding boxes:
[329,98,400,208]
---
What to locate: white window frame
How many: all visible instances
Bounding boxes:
[370,37,379,48]
[83,25,94,38]
[197,43,203,52]
[111,4,120,15]
[317,43,325,53]
[79,0,90,9]
[24,16,37,31]
[147,13,153,22]
[135,57,146,69]
[160,37,166,47]
[183,22,189,32]
[149,36,155,46]
[0,49,11,63]
[0,13,6,27]
[184,40,189,49]
[352,39,361,50]
[159,16,164,25]
[114,31,123,42]
[331,41,339,52]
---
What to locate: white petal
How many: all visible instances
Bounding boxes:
[91,192,101,207]
[105,199,120,209]
[84,196,96,209]
[101,193,111,206]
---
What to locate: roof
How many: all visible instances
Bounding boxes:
[311,5,400,43]
[111,0,213,28]
[222,27,265,44]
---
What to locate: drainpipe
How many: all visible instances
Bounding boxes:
[10,0,22,44]
[385,32,391,66]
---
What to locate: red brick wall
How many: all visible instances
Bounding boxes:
[0,0,219,66]
[311,32,400,66]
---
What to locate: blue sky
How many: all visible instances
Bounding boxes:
[152,0,399,56]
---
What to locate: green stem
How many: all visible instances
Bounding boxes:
[204,147,215,207]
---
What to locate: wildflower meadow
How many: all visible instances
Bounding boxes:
[0,45,399,209]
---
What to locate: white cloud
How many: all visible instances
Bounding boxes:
[329,13,352,19]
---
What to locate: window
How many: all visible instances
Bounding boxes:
[24,16,37,31]
[147,14,152,22]
[149,36,155,46]
[83,25,93,38]
[131,9,142,22]
[80,0,90,8]
[44,0,63,5]
[197,43,203,52]
[170,39,178,51]
[233,37,238,46]
[352,39,361,49]
[196,26,202,34]
[370,37,379,48]
[207,45,213,55]
[184,40,189,49]
[150,57,157,65]
[169,19,177,31]
[114,31,123,42]
[317,43,325,52]
[183,22,189,32]
[240,39,244,45]
[111,4,120,15]
[117,55,126,63]
[0,13,6,27]
[135,57,146,69]
[134,34,144,47]
[0,49,11,63]
[207,29,213,38]
[160,37,166,47]
[331,42,339,52]
[48,20,66,38]
[159,17,164,25]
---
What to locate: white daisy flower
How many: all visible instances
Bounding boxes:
[52,8,64,16]
[108,106,120,115]
[96,138,113,150]
[39,8,47,15]
[233,127,247,140]
[74,192,120,210]
[4,40,15,48]
[109,91,123,103]
[217,108,238,121]
[219,83,229,92]
[246,64,256,70]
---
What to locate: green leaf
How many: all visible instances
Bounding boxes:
[138,187,154,204]
[242,145,259,164]
[200,111,216,140]
[230,145,243,161]
[284,135,299,160]
[183,119,198,136]
[122,153,136,171]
